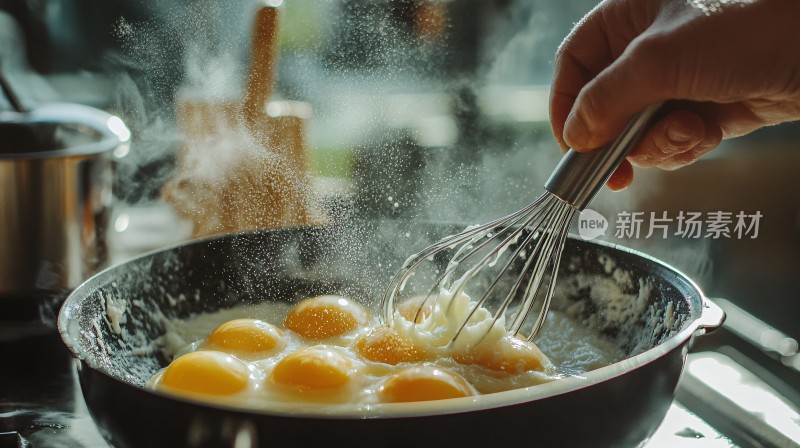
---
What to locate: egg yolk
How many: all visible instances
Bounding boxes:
[284,295,367,339]
[456,336,550,374]
[206,319,285,354]
[378,366,475,403]
[397,295,434,323]
[160,351,250,396]
[271,346,353,391]
[356,326,425,365]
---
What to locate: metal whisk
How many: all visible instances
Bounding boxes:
[381,104,662,345]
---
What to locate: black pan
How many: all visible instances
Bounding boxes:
[58,220,724,448]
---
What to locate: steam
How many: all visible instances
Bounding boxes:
[102,0,321,241]
[99,0,711,282]
[103,1,253,204]
[182,49,241,100]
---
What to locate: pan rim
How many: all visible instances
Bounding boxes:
[58,226,707,419]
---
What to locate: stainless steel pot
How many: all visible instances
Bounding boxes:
[0,103,130,318]
[58,221,724,448]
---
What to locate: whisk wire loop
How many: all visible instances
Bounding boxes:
[380,194,550,328]
[511,199,574,339]
[382,192,576,347]
[524,206,574,340]
[441,195,557,325]
[447,194,566,345]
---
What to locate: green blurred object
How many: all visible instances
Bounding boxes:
[279,0,324,50]
[308,146,354,178]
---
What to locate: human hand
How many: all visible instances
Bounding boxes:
[550,0,800,190]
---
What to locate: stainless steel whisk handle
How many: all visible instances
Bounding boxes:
[544,102,662,211]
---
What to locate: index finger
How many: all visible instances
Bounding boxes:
[549,0,652,151]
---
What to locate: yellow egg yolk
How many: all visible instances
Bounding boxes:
[207,319,285,354]
[356,326,425,365]
[160,351,250,396]
[270,346,354,391]
[397,295,434,323]
[284,295,367,339]
[456,336,550,374]
[378,366,475,403]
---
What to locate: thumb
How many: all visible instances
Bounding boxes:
[564,38,667,152]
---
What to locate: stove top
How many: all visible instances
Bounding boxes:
[0,327,105,448]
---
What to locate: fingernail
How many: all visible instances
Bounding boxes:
[666,122,694,143]
[564,112,589,149]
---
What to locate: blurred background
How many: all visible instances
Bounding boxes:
[1,0,798,410]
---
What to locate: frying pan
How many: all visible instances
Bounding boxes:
[58,220,724,448]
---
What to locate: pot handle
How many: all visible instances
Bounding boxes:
[696,297,726,334]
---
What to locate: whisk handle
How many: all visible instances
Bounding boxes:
[544,103,662,210]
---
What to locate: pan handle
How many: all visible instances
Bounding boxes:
[696,297,726,334]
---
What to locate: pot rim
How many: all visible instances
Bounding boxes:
[0,103,130,159]
[58,230,712,419]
